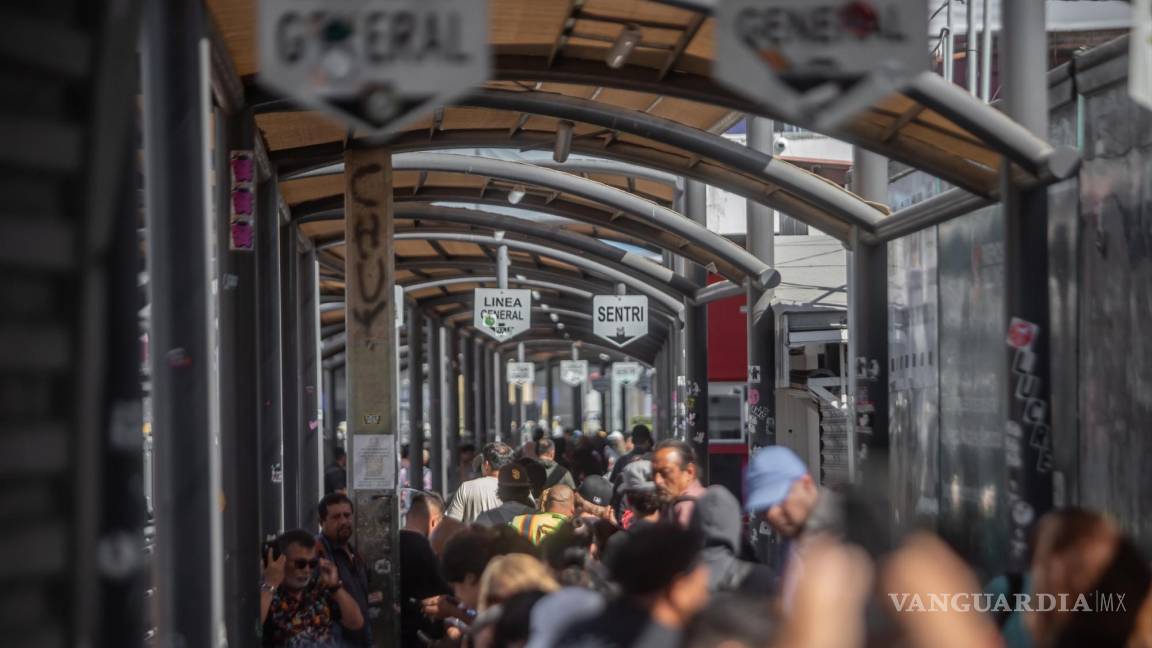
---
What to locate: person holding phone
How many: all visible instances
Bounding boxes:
[260,529,365,647]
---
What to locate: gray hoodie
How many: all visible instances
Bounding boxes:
[693,486,777,595]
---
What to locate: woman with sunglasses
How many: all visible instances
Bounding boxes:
[260,529,366,647]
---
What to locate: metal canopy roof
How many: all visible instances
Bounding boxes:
[205,0,1081,354]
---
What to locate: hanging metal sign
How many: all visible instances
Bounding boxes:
[258,0,490,134]
[612,362,643,386]
[474,288,532,341]
[714,0,927,131]
[560,360,588,386]
[592,295,648,348]
[506,362,535,386]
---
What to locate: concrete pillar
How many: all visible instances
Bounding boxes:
[343,147,399,644]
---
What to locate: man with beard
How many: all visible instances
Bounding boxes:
[315,493,374,646]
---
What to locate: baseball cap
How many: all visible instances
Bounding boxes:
[618,459,655,494]
[577,474,614,506]
[744,446,808,513]
[499,463,533,489]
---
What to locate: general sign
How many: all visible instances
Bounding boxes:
[560,360,588,386]
[506,362,535,386]
[474,288,532,341]
[592,295,648,348]
[612,362,643,386]
[259,0,490,134]
[714,0,927,130]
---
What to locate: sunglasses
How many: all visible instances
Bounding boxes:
[292,558,320,570]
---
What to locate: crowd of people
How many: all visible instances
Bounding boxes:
[260,426,1152,648]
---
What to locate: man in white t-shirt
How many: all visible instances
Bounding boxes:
[444,442,514,523]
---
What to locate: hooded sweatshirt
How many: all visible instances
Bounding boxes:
[692,486,777,595]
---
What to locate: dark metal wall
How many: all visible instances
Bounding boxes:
[937,205,1008,575]
[887,226,941,537]
[1076,69,1152,555]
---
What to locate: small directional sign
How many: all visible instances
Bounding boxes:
[560,360,588,386]
[714,0,926,131]
[474,288,532,341]
[612,362,644,386]
[259,0,490,135]
[592,295,648,348]
[507,362,535,386]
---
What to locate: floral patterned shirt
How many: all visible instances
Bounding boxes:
[262,581,337,647]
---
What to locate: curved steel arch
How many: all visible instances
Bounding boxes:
[311,205,715,294]
[304,153,776,289]
[390,230,686,313]
[263,88,885,229]
[280,134,871,242]
[503,338,656,368]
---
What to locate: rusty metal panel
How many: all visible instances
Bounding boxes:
[937,205,1008,575]
[887,226,941,537]
[1077,79,1152,555]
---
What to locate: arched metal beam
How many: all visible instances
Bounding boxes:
[278,134,869,242]
[334,153,778,289]
[310,204,717,293]
[391,230,685,313]
[504,339,657,368]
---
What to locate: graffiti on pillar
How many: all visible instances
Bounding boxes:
[349,163,389,331]
[1005,317,1050,562]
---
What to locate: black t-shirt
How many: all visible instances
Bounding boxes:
[554,599,680,648]
[399,530,452,648]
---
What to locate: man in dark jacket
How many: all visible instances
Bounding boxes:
[314,493,373,646]
[609,425,653,485]
[474,464,537,527]
[692,486,776,595]
[537,438,576,489]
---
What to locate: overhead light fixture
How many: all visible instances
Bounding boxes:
[554,120,574,163]
[607,26,642,69]
[549,312,560,322]
[599,353,611,361]
[531,290,541,300]
[557,322,566,330]
[507,185,527,205]
[515,274,527,281]
[540,303,550,311]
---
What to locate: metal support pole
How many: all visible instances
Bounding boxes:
[256,175,284,540]
[571,345,583,432]
[497,242,509,290]
[1001,0,1052,570]
[849,148,890,490]
[944,0,955,83]
[280,225,302,529]
[474,338,487,447]
[141,1,219,641]
[682,179,710,482]
[496,348,507,443]
[408,306,425,489]
[428,318,445,494]
[746,118,777,450]
[981,0,994,101]
[445,328,461,492]
[483,342,495,445]
[297,247,322,526]
[344,147,398,645]
[545,359,555,433]
[461,332,476,453]
[966,0,978,95]
[216,110,261,648]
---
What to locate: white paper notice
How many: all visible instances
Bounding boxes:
[353,434,396,490]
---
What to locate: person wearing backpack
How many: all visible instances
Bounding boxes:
[537,438,576,490]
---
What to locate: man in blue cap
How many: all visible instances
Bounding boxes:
[745,446,844,542]
[743,446,844,607]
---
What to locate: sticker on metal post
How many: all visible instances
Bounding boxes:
[474,288,531,341]
[748,364,761,384]
[1006,317,1040,350]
